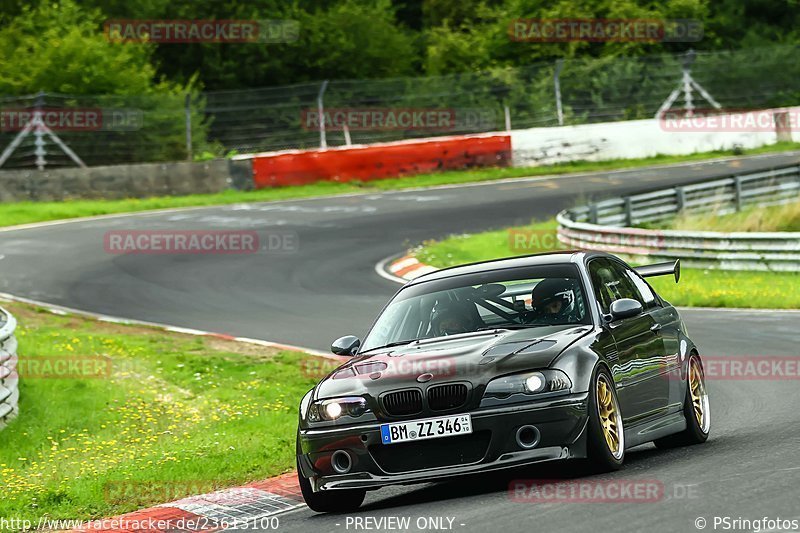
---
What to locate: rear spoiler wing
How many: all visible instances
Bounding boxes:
[635,259,680,283]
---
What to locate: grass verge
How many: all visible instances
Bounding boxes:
[415,219,800,309]
[0,301,327,523]
[652,199,800,232]
[2,142,800,228]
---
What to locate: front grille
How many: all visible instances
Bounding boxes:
[369,431,490,473]
[428,383,468,411]
[382,389,423,416]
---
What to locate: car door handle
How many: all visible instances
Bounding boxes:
[650,323,663,333]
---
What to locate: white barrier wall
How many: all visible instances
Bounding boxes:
[510,108,798,167]
[0,307,18,431]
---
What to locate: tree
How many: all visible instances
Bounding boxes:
[422,0,711,75]
[0,0,171,95]
[0,0,208,164]
[148,0,419,90]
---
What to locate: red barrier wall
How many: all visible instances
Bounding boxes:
[251,134,511,188]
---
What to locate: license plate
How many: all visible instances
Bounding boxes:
[380,414,472,445]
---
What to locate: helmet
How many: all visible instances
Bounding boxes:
[430,300,473,336]
[530,278,576,321]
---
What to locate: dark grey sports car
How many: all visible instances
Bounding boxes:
[296,251,710,512]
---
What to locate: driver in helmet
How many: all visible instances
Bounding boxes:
[430,301,474,336]
[526,278,577,324]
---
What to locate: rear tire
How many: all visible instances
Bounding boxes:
[296,438,366,513]
[654,354,710,449]
[586,366,624,471]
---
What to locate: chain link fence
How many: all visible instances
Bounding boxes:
[1,45,799,169]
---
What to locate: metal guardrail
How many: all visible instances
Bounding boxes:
[0,306,19,431]
[557,164,800,271]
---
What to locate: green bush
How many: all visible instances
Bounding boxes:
[0,0,209,165]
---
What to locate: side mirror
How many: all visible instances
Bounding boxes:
[609,298,643,321]
[331,335,360,356]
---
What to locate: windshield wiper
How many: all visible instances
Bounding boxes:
[359,339,416,354]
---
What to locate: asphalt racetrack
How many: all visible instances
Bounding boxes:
[1,152,799,532]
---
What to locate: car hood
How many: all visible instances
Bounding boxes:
[313,325,591,400]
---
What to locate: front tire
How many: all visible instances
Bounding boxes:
[586,366,625,471]
[296,439,366,513]
[654,354,710,448]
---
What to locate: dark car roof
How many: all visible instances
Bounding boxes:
[406,250,611,285]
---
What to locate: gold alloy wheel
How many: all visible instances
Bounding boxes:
[689,357,709,432]
[596,374,623,458]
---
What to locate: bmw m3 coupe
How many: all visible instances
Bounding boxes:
[296,251,710,512]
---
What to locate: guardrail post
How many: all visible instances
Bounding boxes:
[624,197,633,226]
[589,204,598,224]
[318,80,330,149]
[554,59,564,126]
[34,91,46,170]
[675,186,686,212]
[185,93,192,161]
[733,175,743,211]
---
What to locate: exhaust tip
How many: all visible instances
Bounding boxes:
[516,425,541,449]
[331,450,353,474]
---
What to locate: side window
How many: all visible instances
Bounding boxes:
[622,267,659,308]
[607,261,646,305]
[588,258,642,313]
[589,259,617,313]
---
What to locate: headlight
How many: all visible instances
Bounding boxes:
[525,373,546,393]
[484,370,572,399]
[307,396,368,422]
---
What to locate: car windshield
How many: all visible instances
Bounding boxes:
[360,264,590,353]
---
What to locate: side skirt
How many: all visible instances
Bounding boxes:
[623,411,687,450]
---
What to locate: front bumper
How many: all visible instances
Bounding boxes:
[297,392,589,492]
